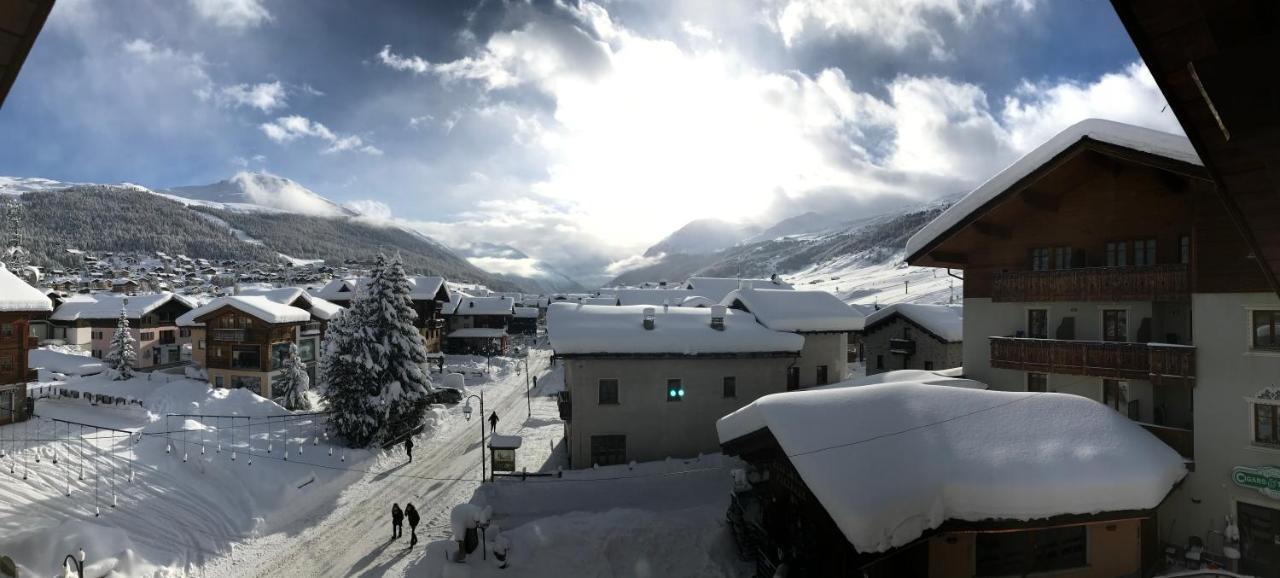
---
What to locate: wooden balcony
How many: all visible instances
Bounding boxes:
[1140,423,1195,462]
[989,337,1195,386]
[992,264,1189,303]
[211,329,246,342]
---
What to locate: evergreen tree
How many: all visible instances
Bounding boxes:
[318,301,380,447]
[104,307,136,380]
[364,253,431,443]
[273,342,313,411]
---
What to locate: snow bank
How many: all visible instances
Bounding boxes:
[864,302,962,342]
[819,368,983,390]
[28,348,104,376]
[547,303,803,355]
[906,119,1200,260]
[141,379,290,427]
[717,383,1187,553]
[0,518,158,578]
[0,262,52,312]
[724,287,864,332]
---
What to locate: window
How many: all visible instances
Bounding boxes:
[1030,248,1051,271]
[1103,310,1127,342]
[590,435,626,466]
[1054,246,1074,270]
[598,378,619,405]
[1104,380,1129,413]
[666,379,684,402]
[875,355,884,370]
[92,349,102,359]
[1026,372,1048,392]
[1255,404,1279,447]
[230,376,262,395]
[1027,309,1048,339]
[1253,310,1280,350]
[0,354,12,373]
[140,331,155,341]
[1134,238,1157,266]
[271,343,290,370]
[1106,241,1128,267]
[298,339,316,362]
[92,331,103,340]
[1180,235,1191,264]
[198,340,205,350]
[816,365,829,385]
[214,375,224,388]
[179,328,191,338]
[924,361,934,371]
[0,323,11,338]
[786,367,800,391]
[976,526,1087,576]
[903,326,913,340]
[230,346,261,370]
[722,376,736,398]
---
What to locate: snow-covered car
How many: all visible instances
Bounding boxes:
[430,387,463,405]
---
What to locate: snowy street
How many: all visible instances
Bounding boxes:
[200,349,559,578]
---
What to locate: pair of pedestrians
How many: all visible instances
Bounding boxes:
[391,502,421,548]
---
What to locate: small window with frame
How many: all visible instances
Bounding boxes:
[1026,372,1048,392]
[1134,238,1157,267]
[598,378,619,405]
[1252,310,1280,351]
[1030,248,1051,271]
[1254,403,1279,447]
[1106,241,1128,267]
[722,376,736,399]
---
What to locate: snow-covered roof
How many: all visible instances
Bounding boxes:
[906,119,1201,261]
[184,295,311,326]
[717,383,1187,554]
[0,263,53,312]
[513,306,539,319]
[818,368,982,390]
[449,296,514,316]
[50,292,192,321]
[447,328,508,339]
[315,275,447,302]
[679,296,715,308]
[234,287,342,320]
[579,296,619,306]
[724,288,864,332]
[685,276,794,301]
[489,434,523,450]
[612,288,696,306]
[864,303,962,342]
[548,303,804,356]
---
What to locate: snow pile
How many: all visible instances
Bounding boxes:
[547,303,803,355]
[28,348,105,377]
[234,286,343,320]
[50,292,191,321]
[0,262,52,312]
[906,119,1201,259]
[176,295,311,326]
[718,383,1187,553]
[578,296,618,306]
[864,302,963,342]
[724,287,864,332]
[141,378,291,426]
[686,276,793,301]
[819,368,984,390]
[0,518,157,578]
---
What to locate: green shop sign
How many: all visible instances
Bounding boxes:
[1233,465,1280,500]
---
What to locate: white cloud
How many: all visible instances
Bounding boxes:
[190,0,272,29]
[604,253,669,276]
[218,81,287,112]
[259,115,382,155]
[344,199,392,218]
[773,0,1035,59]
[467,256,548,278]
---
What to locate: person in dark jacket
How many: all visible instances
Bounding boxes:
[405,503,421,548]
[391,503,404,540]
[405,437,414,462]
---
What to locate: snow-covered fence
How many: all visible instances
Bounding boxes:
[2,410,139,519]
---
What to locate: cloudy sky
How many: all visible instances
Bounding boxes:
[0,0,1182,285]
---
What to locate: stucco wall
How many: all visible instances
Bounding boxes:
[794,332,848,387]
[1159,292,1280,559]
[564,355,793,468]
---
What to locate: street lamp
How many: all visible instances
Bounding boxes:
[518,355,531,420]
[462,393,486,482]
[63,548,85,578]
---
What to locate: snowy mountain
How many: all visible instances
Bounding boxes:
[643,219,760,257]
[608,199,960,307]
[160,171,357,217]
[453,242,587,293]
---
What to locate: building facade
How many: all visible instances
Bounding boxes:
[862,304,963,375]
[0,264,52,425]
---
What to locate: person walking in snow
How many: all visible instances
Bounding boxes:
[405,502,420,548]
[391,503,404,540]
[488,411,499,433]
[404,437,414,462]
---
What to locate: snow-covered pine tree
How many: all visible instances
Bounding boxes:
[273,342,313,411]
[104,307,136,380]
[318,300,380,447]
[364,253,431,443]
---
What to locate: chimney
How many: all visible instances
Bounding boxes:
[710,305,726,331]
[643,307,656,330]
[738,278,748,290]
[662,298,669,313]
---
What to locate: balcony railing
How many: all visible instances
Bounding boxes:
[211,329,246,342]
[989,337,1195,386]
[557,391,572,421]
[1140,423,1195,462]
[301,321,323,334]
[992,264,1189,303]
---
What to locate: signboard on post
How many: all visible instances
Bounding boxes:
[490,434,522,474]
[1233,465,1280,500]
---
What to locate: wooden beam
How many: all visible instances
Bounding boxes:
[973,221,1012,239]
[928,251,967,265]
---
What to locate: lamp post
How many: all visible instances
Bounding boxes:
[518,354,531,420]
[63,548,85,578]
[461,393,486,482]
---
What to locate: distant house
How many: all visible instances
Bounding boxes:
[177,296,312,398]
[49,292,196,367]
[444,296,515,354]
[0,263,53,425]
[723,288,864,388]
[508,306,539,336]
[316,275,451,352]
[611,288,696,307]
[548,302,803,468]
[111,278,141,293]
[684,275,793,302]
[862,304,962,375]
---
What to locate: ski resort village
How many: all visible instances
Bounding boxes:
[2,1,1280,577]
